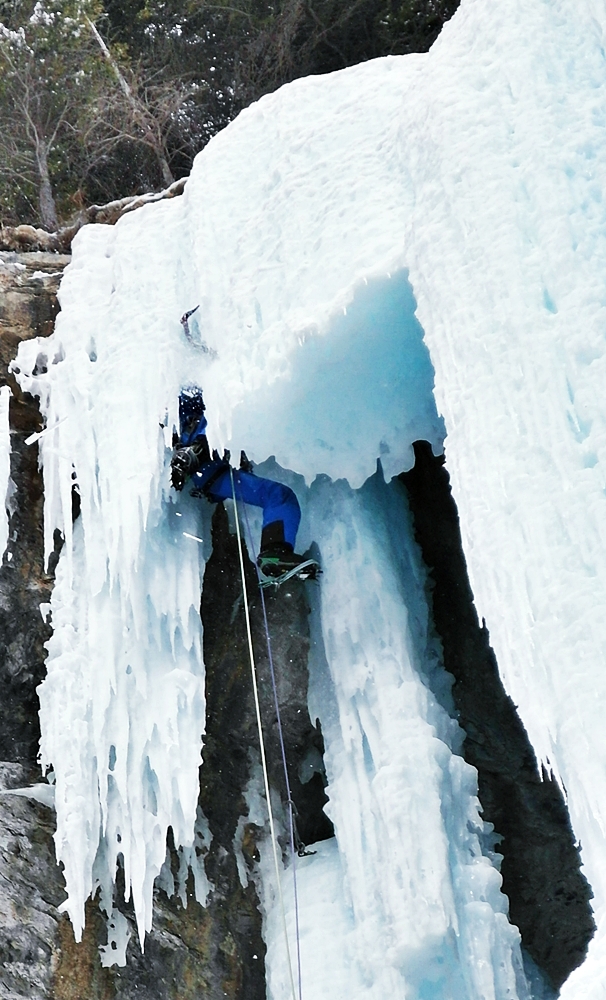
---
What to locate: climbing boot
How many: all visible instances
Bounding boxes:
[257,521,316,579]
[257,543,314,579]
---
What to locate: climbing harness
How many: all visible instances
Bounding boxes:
[229,468,302,1000]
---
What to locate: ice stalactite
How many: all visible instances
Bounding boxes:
[12,212,212,946]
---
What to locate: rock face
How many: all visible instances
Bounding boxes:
[0,763,66,998]
[0,252,69,997]
[195,502,331,1000]
[0,252,68,764]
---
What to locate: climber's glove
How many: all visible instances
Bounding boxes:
[171,446,201,491]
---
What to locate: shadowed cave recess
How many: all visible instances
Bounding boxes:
[399,441,595,992]
[236,264,595,993]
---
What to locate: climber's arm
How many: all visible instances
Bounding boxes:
[171,405,211,491]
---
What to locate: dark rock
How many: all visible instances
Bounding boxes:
[0,253,68,764]
[0,763,66,998]
[195,501,332,1000]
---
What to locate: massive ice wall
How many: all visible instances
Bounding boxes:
[13,0,606,993]
[397,5,606,996]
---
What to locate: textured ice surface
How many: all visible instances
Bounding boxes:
[271,472,527,1000]
[395,5,606,995]
[12,0,606,991]
[14,212,211,943]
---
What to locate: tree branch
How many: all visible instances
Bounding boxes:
[0,176,188,252]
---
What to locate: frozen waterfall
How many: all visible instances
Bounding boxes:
[12,0,606,995]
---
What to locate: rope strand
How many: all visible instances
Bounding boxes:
[228,469,298,1000]
[238,494,304,1000]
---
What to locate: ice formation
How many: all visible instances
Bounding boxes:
[14,228,211,942]
[261,471,528,1000]
[12,0,606,994]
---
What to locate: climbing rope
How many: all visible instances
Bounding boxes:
[238,494,309,998]
[229,468,300,1000]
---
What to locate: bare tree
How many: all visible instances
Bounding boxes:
[0,0,460,227]
[0,1,194,227]
[1,26,67,228]
[85,16,184,188]
[0,3,109,228]
[231,0,460,105]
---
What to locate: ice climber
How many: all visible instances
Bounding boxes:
[171,385,315,579]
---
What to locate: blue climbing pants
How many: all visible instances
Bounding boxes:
[191,465,301,548]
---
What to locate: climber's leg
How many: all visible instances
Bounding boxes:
[205,469,301,548]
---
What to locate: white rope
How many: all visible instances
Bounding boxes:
[229,469,298,1000]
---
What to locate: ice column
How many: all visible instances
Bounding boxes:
[264,473,529,1000]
